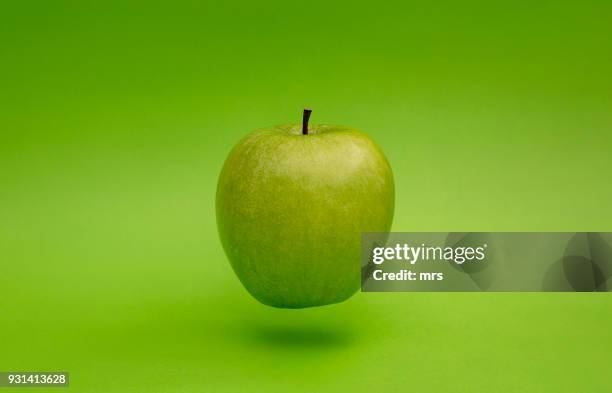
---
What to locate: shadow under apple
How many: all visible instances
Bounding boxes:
[242,323,356,350]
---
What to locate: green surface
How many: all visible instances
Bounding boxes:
[1,1,611,392]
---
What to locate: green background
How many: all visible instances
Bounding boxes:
[1,1,611,392]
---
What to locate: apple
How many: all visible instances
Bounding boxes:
[216,110,394,308]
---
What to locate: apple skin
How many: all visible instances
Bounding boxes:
[216,124,394,308]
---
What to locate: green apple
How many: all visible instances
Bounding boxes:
[216,110,394,308]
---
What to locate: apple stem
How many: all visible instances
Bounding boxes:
[302,109,312,135]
